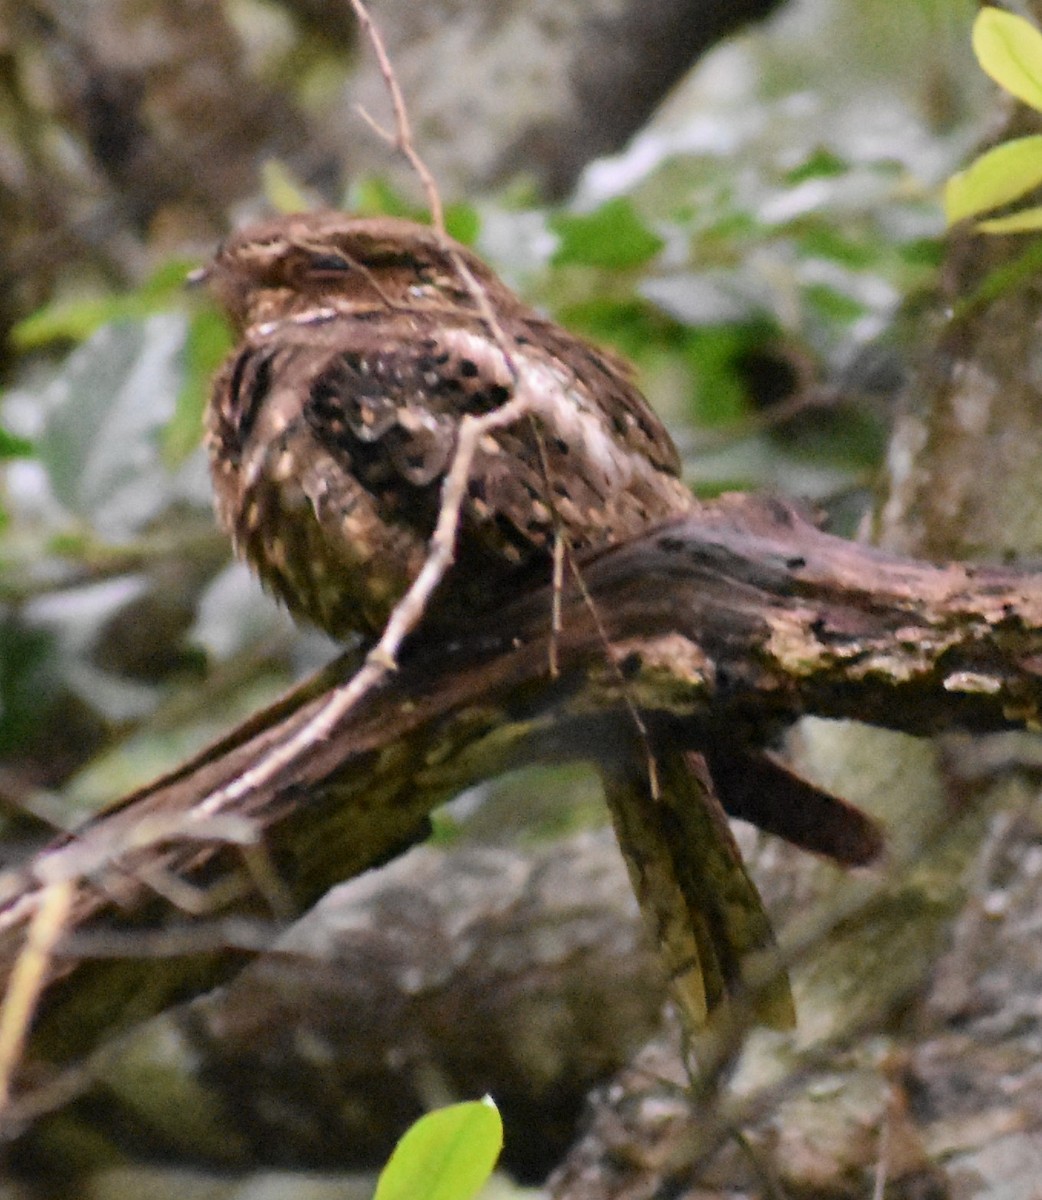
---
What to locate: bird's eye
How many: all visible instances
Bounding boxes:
[308,253,352,275]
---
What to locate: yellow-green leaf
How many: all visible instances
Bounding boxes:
[374,1099,503,1200]
[973,7,1042,112]
[945,135,1042,224]
[261,158,319,214]
[12,259,195,349]
[164,308,231,464]
[978,203,1042,234]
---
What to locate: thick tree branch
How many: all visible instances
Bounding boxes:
[3,491,1042,1112]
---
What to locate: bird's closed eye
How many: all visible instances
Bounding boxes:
[307,253,353,275]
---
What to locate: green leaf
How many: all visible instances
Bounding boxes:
[557,296,674,362]
[374,1098,503,1200]
[261,158,318,214]
[14,296,132,349]
[797,224,876,268]
[12,259,196,349]
[973,7,1042,112]
[38,315,187,538]
[978,203,1042,234]
[551,198,664,269]
[945,135,1042,224]
[164,308,232,464]
[0,426,34,459]
[784,147,848,185]
[350,176,420,219]
[348,178,481,243]
[680,325,772,427]
[444,203,480,246]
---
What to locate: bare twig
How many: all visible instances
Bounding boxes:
[872,1095,893,1200]
[0,880,73,1111]
[192,0,562,818]
[194,0,653,946]
[347,0,444,233]
[198,376,553,817]
[564,546,660,800]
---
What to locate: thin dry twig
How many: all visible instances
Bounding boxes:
[192,0,544,814]
[197,0,663,818]
[563,546,661,799]
[346,0,444,234]
[0,880,73,1112]
[872,1096,893,1200]
[198,379,552,817]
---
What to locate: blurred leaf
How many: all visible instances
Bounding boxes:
[0,620,56,759]
[978,204,1042,233]
[972,7,1042,112]
[38,315,187,539]
[13,260,196,350]
[0,427,34,459]
[945,135,1042,224]
[797,225,877,269]
[348,178,479,243]
[374,1098,503,1200]
[784,148,849,185]
[261,158,319,213]
[898,238,944,269]
[14,297,126,348]
[557,296,678,364]
[681,326,767,427]
[551,198,664,269]
[165,309,232,465]
[445,203,481,246]
[803,283,867,324]
[350,176,421,219]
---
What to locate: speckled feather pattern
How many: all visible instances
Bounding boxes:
[204,212,692,638]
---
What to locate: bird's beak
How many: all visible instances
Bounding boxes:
[185,265,210,288]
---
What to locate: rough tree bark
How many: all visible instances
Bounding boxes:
[5,493,1042,1134]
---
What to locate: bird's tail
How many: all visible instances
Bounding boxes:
[600,746,796,1033]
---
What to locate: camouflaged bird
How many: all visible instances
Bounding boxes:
[203,211,692,638]
[200,211,881,1030]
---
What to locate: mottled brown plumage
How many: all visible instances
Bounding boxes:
[199,212,880,1030]
[203,211,692,638]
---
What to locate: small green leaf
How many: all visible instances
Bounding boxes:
[374,1098,503,1200]
[797,225,876,268]
[945,135,1042,224]
[350,176,420,219]
[12,260,195,349]
[973,7,1042,112]
[164,308,232,464]
[14,296,129,349]
[784,147,848,185]
[261,158,318,214]
[0,426,34,459]
[551,198,664,269]
[978,203,1042,233]
[444,203,480,246]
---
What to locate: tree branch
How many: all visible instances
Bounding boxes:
[3,491,1042,1113]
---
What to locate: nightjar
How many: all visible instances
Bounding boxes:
[202,210,692,638]
[198,211,879,1031]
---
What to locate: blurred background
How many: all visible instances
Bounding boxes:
[0,0,980,826]
[7,2,1042,1198]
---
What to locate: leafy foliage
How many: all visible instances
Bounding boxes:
[945,8,1042,232]
[373,1098,504,1200]
[550,198,664,269]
